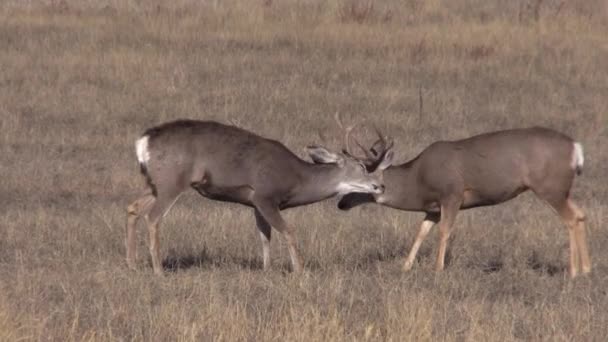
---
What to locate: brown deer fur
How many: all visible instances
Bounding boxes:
[338,127,590,278]
[127,119,393,275]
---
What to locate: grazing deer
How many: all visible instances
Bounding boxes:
[338,126,591,278]
[126,119,394,275]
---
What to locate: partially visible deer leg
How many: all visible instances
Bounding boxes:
[126,190,155,270]
[254,198,303,273]
[568,200,591,274]
[254,209,272,270]
[554,198,590,277]
[564,203,580,278]
[144,190,183,276]
[536,183,591,278]
[403,213,439,271]
[436,197,462,271]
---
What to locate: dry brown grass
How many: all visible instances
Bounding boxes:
[1,0,607,340]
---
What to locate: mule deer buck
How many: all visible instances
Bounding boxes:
[338,126,590,278]
[126,119,394,275]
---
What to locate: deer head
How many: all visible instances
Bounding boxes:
[305,144,390,195]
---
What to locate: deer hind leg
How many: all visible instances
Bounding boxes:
[403,213,439,271]
[569,200,591,274]
[144,188,184,276]
[254,209,272,270]
[126,190,155,269]
[553,198,590,278]
[253,198,303,273]
[536,184,591,278]
[436,197,462,272]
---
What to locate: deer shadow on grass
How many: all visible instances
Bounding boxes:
[160,248,264,272]
[526,251,564,276]
[466,250,564,276]
[160,248,303,274]
[467,257,504,274]
[339,246,454,271]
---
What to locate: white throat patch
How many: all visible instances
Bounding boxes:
[336,182,371,196]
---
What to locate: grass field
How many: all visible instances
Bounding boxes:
[1,0,607,340]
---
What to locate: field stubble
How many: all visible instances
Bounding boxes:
[0,0,607,340]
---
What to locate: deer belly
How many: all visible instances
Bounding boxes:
[192,182,254,206]
[461,187,527,209]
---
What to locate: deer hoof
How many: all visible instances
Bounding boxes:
[582,265,591,275]
[126,260,137,271]
[402,260,414,272]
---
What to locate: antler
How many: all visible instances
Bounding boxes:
[335,112,394,166]
[334,112,366,159]
[371,124,394,156]
[356,124,394,171]
[353,134,376,160]
[373,125,385,146]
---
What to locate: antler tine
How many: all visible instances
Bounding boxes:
[373,124,387,146]
[334,111,345,129]
[335,112,381,161]
[335,112,363,158]
[334,112,351,153]
[344,123,359,157]
[316,129,329,146]
[228,118,240,127]
[385,136,394,149]
[353,137,376,160]
[371,123,395,154]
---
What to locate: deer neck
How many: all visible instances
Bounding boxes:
[376,161,426,211]
[287,162,344,206]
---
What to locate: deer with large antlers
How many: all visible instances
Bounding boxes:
[338,125,590,278]
[126,118,393,275]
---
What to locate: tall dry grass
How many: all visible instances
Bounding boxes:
[0,0,607,340]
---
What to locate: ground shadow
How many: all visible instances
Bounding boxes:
[342,248,408,270]
[340,245,458,271]
[464,251,564,276]
[526,252,564,276]
[161,248,267,272]
[158,244,465,273]
[468,257,504,274]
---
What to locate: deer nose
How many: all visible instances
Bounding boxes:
[372,184,385,193]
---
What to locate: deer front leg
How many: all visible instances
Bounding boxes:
[253,198,303,273]
[436,198,462,271]
[403,213,439,271]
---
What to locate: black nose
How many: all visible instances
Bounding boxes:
[372,184,385,192]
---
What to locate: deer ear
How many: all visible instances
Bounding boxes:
[377,149,394,171]
[306,146,344,165]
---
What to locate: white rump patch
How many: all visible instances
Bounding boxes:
[135,135,150,165]
[572,142,584,171]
